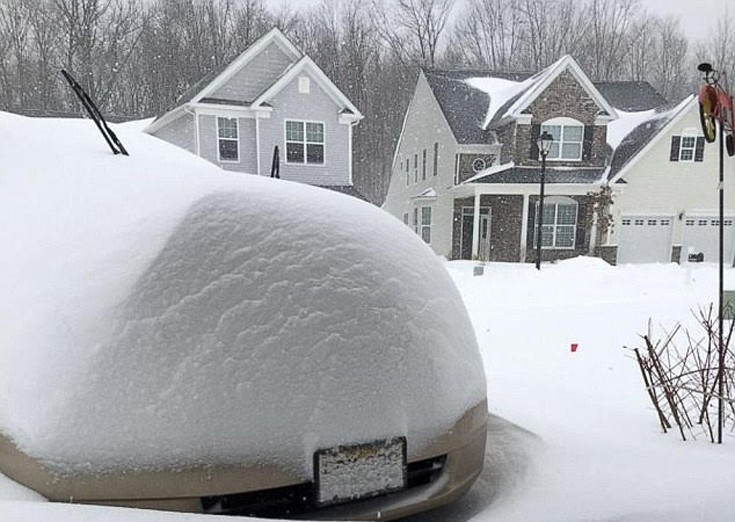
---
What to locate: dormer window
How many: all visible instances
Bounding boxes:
[541,117,583,161]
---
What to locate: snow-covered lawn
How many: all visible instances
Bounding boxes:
[446,258,735,522]
[3,258,735,521]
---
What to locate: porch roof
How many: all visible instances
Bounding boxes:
[466,166,606,185]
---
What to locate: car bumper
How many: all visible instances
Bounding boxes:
[0,400,487,520]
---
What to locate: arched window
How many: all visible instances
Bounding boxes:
[534,196,578,249]
[541,117,584,161]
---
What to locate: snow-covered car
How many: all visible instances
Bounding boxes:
[0,112,487,520]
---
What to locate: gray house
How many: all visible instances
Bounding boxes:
[146,28,364,197]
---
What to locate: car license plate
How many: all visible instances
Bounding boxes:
[314,436,406,507]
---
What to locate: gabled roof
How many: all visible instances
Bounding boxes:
[191,27,301,104]
[595,81,667,112]
[251,55,363,119]
[422,69,507,144]
[423,59,667,146]
[146,28,362,134]
[607,96,695,183]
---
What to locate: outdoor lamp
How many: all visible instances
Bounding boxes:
[538,130,554,156]
[535,130,555,270]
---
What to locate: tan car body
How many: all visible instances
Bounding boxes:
[0,400,486,520]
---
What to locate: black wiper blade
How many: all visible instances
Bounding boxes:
[61,69,129,156]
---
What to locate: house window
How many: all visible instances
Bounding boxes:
[534,198,577,248]
[414,153,418,183]
[405,158,410,185]
[403,212,409,225]
[413,207,419,234]
[285,120,324,164]
[217,117,239,162]
[298,76,310,93]
[433,142,438,176]
[680,136,696,161]
[421,206,432,243]
[541,117,583,161]
[422,149,427,180]
[670,135,704,162]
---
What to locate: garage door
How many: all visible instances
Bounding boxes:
[617,215,674,264]
[679,215,735,264]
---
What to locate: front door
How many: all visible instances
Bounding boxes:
[460,207,491,260]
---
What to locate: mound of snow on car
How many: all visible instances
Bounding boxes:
[0,112,485,477]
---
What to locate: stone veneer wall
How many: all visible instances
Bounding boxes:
[496,70,609,169]
[452,195,524,261]
[524,194,593,263]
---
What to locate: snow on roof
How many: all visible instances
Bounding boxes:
[461,161,516,184]
[464,76,536,128]
[607,96,694,182]
[606,108,658,149]
[0,112,485,475]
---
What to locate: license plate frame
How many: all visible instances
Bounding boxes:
[313,436,407,507]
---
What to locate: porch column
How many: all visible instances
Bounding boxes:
[519,194,530,262]
[471,190,481,259]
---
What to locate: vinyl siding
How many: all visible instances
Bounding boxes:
[610,102,735,250]
[150,112,195,153]
[198,114,257,174]
[258,72,351,186]
[210,41,294,103]
[382,72,462,258]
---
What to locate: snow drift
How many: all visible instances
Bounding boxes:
[0,112,485,477]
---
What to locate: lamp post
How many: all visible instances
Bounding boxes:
[536,131,555,270]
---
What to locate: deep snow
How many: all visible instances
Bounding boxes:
[4,258,735,521]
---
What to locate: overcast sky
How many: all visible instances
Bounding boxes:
[267,0,728,42]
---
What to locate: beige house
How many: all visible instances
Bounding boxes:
[604,97,735,264]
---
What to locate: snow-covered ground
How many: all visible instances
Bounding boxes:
[4,256,735,521]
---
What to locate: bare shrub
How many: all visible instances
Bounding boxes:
[630,305,735,442]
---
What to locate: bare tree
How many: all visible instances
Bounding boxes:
[371,0,454,67]
[446,0,525,69]
[578,0,640,80]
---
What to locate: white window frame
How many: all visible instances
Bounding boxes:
[285,119,325,165]
[534,197,578,249]
[541,117,584,161]
[217,117,239,163]
[298,76,310,94]
[678,135,697,162]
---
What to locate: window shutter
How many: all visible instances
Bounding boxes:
[529,124,541,160]
[695,136,705,162]
[575,203,587,249]
[670,136,681,162]
[582,125,594,161]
